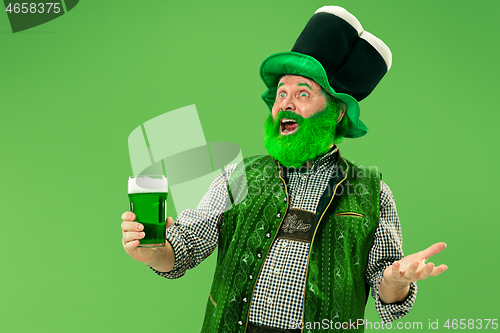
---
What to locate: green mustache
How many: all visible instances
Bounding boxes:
[274,111,304,124]
[264,104,342,168]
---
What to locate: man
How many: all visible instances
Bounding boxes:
[121,6,447,332]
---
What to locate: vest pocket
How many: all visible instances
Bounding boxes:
[335,212,364,218]
[209,293,217,307]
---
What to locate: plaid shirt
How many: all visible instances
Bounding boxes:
[152,148,417,328]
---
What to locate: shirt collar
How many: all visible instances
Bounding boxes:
[308,145,339,173]
[279,145,339,175]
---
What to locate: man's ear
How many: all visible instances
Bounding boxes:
[337,103,346,123]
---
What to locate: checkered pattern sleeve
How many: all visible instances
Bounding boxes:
[150,164,237,279]
[366,180,417,323]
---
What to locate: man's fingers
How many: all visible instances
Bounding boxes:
[390,261,401,280]
[430,264,448,277]
[122,231,145,244]
[403,261,419,280]
[121,211,136,221]
[420,242,447,260]
[123,239,140,251]
[388,257,447,284]
[416,262,434,280]
[413,263,447,280]
[121,221,144,232]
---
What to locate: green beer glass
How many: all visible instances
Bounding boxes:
[128,175,168,247]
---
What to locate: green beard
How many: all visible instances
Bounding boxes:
[264,103,341,168]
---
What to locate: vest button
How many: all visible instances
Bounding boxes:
[238,321,243,326]
[276,213,281,218]
[242,297,248,303]
[257,253,262,259]
[249,274,254,280]
[266,232,271,238]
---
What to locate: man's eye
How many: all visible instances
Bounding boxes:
[279,92,286,98]
[300,92,309,97]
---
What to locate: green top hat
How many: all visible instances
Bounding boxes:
[260,6,392,139]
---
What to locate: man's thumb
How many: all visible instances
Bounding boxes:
[166,217,174,228]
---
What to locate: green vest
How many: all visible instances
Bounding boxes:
[201,154,380,333]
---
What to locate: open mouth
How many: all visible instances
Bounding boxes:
[280,119,299,135]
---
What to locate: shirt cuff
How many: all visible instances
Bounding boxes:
[149,226,187,279]
[373,271,418,323]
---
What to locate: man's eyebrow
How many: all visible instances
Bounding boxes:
[278,83,285,88]
[297,83,313,90]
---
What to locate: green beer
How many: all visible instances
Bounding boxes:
[128,176,168,248]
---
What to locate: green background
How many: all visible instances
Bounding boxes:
[1,0,499,332]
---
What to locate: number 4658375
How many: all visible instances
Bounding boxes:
[444,319,498,330]
[5,3,61,14]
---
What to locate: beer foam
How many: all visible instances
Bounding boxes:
[128,176,168,194]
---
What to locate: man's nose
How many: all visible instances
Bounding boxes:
[280,96,295,111]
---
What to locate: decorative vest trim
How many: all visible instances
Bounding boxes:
[201,153,380,333]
